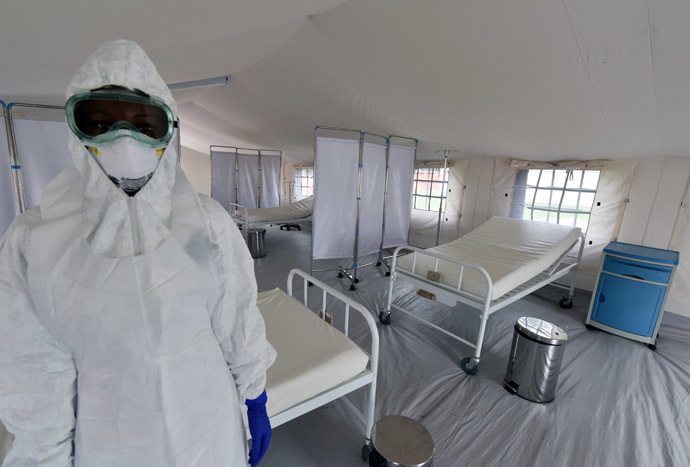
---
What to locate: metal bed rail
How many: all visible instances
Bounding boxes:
[229,202,250,243]
[286,268,379,454]
[380,232,586,375]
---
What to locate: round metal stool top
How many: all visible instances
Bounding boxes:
[372,415,434,467]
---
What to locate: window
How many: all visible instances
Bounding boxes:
[294,166,314,198]
[510,169,601,231]
[412,167,449,212]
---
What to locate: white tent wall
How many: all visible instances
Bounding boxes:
[488,158,519,218]
[668,183,690,315]
[181,146,211,197]
[408,159,469,248]
[459,157,496,237]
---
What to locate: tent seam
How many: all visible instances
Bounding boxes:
[644,0,668,158]
[562,0,622,158]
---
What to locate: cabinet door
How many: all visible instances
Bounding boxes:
[591,274,665,337]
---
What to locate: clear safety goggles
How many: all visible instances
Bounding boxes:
[66,88,176,147]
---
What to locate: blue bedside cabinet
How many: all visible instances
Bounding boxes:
[586,242,680,350]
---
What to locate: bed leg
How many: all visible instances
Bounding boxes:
[378,309,391,325]
[462,304,489,375]
[460,357,480,375]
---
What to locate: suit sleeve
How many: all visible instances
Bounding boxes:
[199,196,277,402]
[0,208,77,467]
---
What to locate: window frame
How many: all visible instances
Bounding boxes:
[294,166,314,198]
[412,166,449,212]
[510,168,600,231]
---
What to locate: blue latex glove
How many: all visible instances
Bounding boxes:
[246,390,271,466]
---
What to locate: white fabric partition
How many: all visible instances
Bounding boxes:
[383,144,415,248]
[358,142,386,256]
[312,137,359,260]
[237,153,259,209]
[211,149,237,211]
[260,155,281,208]
[13,119,72,209]
[0,115,18,237]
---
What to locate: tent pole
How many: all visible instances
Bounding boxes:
[4,104,26,214]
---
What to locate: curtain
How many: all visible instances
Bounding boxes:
[13,119,72,209]
[358,142,386,257]
[312,137,359,260]
[210,150,237,211]
[237,153,259,209]
[260,155,281,208]
[383,144,416,248]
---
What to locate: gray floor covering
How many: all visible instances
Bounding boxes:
[254,225,690,467]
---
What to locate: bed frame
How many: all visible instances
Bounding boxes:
[379,234,585,375]
[230,202,313,242]
[249,269,379,458]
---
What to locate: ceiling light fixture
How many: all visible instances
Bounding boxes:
[168,76,229,91]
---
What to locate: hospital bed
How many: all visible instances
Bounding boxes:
[380,217,585,375]
[230,196,313,240]
[245,269,379,458]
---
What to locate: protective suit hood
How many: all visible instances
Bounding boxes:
[62,40,179,257]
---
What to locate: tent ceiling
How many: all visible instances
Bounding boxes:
[2,0,690,162]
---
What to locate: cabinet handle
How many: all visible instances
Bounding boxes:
[623,273,645,281]
[599,293,606,303]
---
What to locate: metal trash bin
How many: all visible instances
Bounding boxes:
[368,415,434,467]
[504,316,568,403]
[247,228,266,258]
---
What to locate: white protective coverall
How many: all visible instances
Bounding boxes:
[0,40,276,467]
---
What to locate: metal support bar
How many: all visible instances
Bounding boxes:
[257,150,262,208]
[352,132,365,285]
[378,136,418,269]
[4,105,25,213]
[433,149,457,246]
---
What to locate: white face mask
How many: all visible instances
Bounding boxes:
[87,131,165,194]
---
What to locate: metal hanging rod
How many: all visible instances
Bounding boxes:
[7,102,65,110]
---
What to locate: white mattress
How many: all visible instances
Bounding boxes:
[396,217,581,300]
[250,287,369,421]
[244,196,313,223]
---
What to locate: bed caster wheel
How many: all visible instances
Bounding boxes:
[376,261,382,267]
[350,285,356,291]
[385,271,391,277]
[585,324,595,330]
[559,297,573,309]
[354,278,360,284]
[361,444,371,461]
[648,343,657,351]
[379,310,391,325]
[337,272,344,278]
[460,357,479,375]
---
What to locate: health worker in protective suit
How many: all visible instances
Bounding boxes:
[0,40,276,467]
